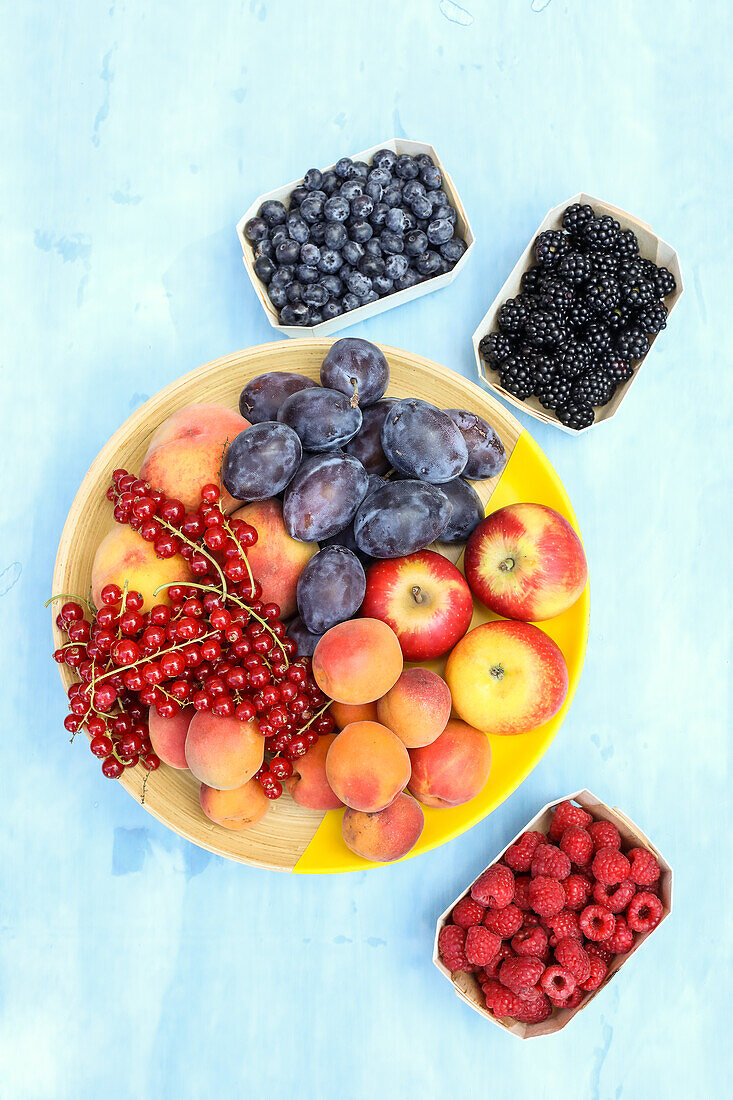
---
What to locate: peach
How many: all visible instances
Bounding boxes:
[91,523,193,612]
[231,499,317,618]
[407,719,491,808]
[184,712,264,790]
[329,700,379,730]
[376,667,451,748]
[148,706,193,769]
[284,733,343,810]
[325,721,410,812]
[199,779,270,830]
[312,618,403,704]
[342,793,424,863]
[139,403,250,514]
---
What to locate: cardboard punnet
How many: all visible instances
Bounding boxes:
[237,138,475,338]
[472,194,684,434]
[433,789,673,1038]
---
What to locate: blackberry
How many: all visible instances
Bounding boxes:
[652,265,676,298]
[521,265,545,295]
[500,354,536,400]
[614,228,639,260]
[617,258,646,285]
[536,371,573,410]
[539,278,574,315]
[534,229,570,269]
[636,301,668,335]
[561,202,595,238]
[620,277,656,311]
[635,257,659,282]
[559,251,592,287]
[498,297,528,336]
[606,303,634,332]
[616,327,650,360]
[478,331,515,369]
[586,249,619,280]
[525,309,566,348]
[601,353,634,384]
[530,352,555,387]
[567,300,592,331]
[572,367,616,407]
[582,214,620,253]
[586,276,621,316]
[556,339,592,378]
[584,321,613,355]
[556,399,594,430]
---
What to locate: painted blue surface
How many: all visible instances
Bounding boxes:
[1,2,731,1096]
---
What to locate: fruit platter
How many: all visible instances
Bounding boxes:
[51,338,589,873]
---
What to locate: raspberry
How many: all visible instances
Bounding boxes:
[548,909,582,945]
[592,847,631,886]
[559,826,593,866]
[483,941,515,980]
[549,800,592,841]
[466,925,501,966]
[511,925,549,959]
[588,819,621,852]
[531,844,571,881]
[452,896,486,929]
[592,879,635,914]
[512,991,553,1023]
[499,956,545,999]
[586,943,613,965]
[472,864,515,909]
[607,916,634,954]
[522,912,540,928]
[540,964,576,1005]
[504,830,545,872]
[626,891,663,933]
[483,903,523,938]
[513,875,532,911]
[564,873,592,911]
[554,937,591,983]
[627,847,661,886]
[579,904,616,941]
[483,979,524,1019]
[438,925,470,971]
[529,875,565,918]
[565,987,584,1009]
[579,954,607,991]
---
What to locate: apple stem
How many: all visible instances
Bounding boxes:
[499,557,515,573]
[411,585,424,604]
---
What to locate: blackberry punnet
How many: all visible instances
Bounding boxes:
[479,331,515,369]
[556,339,592,378]
[534,229,570,269]
[562,202,595,238]
[536,371,573,410]
[581,214,620,252]
[525,309,566,348]
[636,301,668,335]
[586,276,621,316]
[616,327,650,360]
[572,367,616,407]
[500,355,536,399]
[559,251,592,287]
[556,399,595,430]
[498,297,528,336]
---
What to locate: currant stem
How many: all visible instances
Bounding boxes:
[46,592,96,613]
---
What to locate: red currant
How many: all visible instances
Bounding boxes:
[102,756,124,779]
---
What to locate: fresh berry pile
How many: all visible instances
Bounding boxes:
[438,799,664,1025]
[244,148,466,327]
[51,472,334,798]
[479,202,677,429]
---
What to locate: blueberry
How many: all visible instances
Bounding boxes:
[280,301,310,326]
[410,194,432,220]
[364,238,382,257]
[342,292,361,311]
[365,180,383,202]
[416,250,441,276]
[361,289,379,304]
[440,238,467,262]
[297,264,320,284]
[259,200,287,226]
[402,180,425,204]
[271,225,289,246]
[254,255,275,283]
[340,179,363,202]
[287,214,310,244]
[427,217,454,245]
[385,207,409,233]
[321,274,343,297]
[320,170,339,196]
[268,284,288,308]
[404,229,428,257]
[271,264,295,287]
[310,221,327,245]
[290,186,308,206]
[318,248,343,274]
[372,274,394,295]
[339,262,354,280]
[334,157,353,179]
[372,148,397,171]
[342,240,364,266]
[346,270,372,297]
[394,154,419,180]
[304,168,323,191]
[300,195,325,224]
[245,216,268,242]
[350,161,369,180]
[324,195,350,222]
[324,222,347,249]
[369,167,392,188]
[380,229,404,254]
[351,193,374,219]
[395,269,422,291]
[420,165,442,190]
[303,282,329,307]
[438,257,452,274]
[254,239,274,259]
[309,310,324,325]
[443,205,457,225]
[384,253,409,279]
[429,189,449,209]
[349,219,373,244]
[369,202,389,228]
[415,153,434,167]
[322,301,343,320]
[275,239,300,265]
[359,255,385,278]
[383,186,402,208]
[286,281,304,302]
[300,242,320,266]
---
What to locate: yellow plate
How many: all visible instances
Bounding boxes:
[52,340,589,873]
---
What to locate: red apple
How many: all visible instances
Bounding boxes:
[361,550,473,660]
[465,503,587,622]
[444,620,568,734]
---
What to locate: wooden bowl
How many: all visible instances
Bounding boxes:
[52,340,589,873]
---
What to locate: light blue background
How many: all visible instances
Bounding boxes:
[2,2,731,1097]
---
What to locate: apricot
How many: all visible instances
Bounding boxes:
[325,721,410,812]
[231,499,317,618]
[140,403,250,514]
[199,779,270,830]
[91,523,193,613]
[342,793,424,863]
[329,700,379,729]
[407,719,491,808]
[148,706,193,769]
[312,618,403,704]
[185,712,264,790]
[376,667,451,748]
[284,733,343,810]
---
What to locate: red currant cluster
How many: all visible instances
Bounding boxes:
[51,469,335,800]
